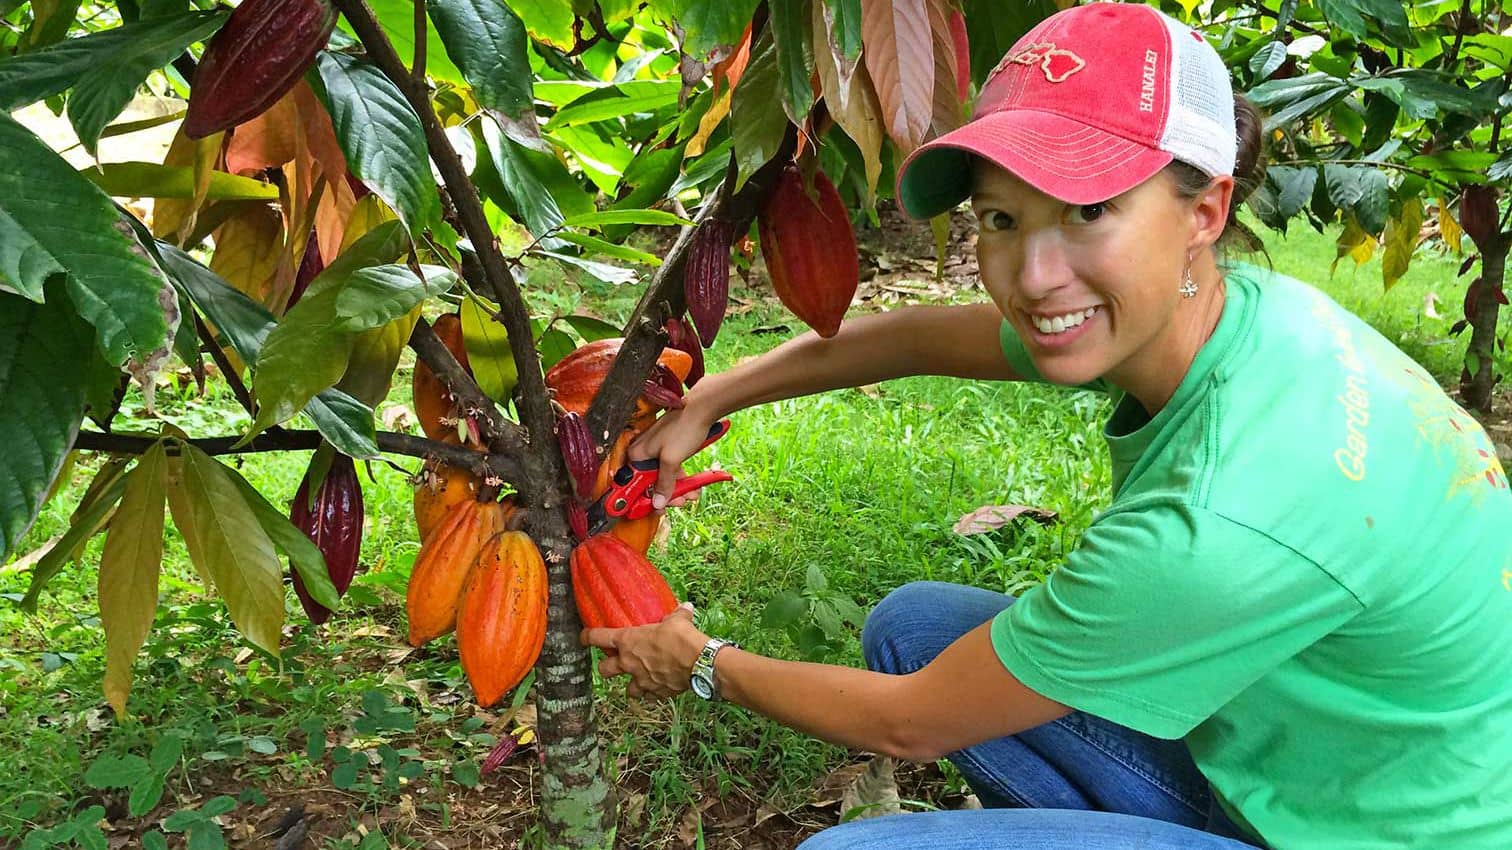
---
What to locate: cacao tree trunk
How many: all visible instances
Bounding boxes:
[1462,236,1507,413]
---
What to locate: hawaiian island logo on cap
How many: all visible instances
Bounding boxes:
[994,41,1086,83]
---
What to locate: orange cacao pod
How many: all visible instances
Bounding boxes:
[406,500,505,646]
[413,313,471,443]
[413,460,480,543]
[184,0,338,139]
[758,166,859,338]
[457,531,548,707]
[610,514,661,556]
[590,430,634,501]
[684,219,733,346]
[544,338,693,417]
[570,534,679,630]
[289,453,363,625]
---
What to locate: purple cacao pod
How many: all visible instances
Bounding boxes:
[641,364,686,410]
[566,500,589,541]
[663,316,705,387]
[556,412,597,499]
[684,218,733,347]
[1460,185,1499,252]
[289,453,364,625]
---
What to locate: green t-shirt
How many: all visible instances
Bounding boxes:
[990,263,1512,849]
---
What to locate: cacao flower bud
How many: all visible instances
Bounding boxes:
[758,166,859,338]
[287,229,323,310]
[684,218,734,346]
[663,317,705,387]
[556,412,597,499]
[289,453,364,625]
[184,0,338,139]
[1460,186,1499,252]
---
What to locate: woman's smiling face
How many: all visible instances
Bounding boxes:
[971,162,1200,391]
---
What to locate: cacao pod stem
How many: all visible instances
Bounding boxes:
[664,317,705,387]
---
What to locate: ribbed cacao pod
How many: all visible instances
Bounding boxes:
[406,499,505,646]
[1461,186,1500,252]
[287,229,323,310]
[684,219,734,346]
[413,460,480,543]
[457,531,548,707]
[570,534,679,630]
[642,364,686,411]
[289,453,364,625]
[590,430,634,501]
[610,514,661,556]
[663,317,705,387]
[184,0,338,139]
[556,411,597,499]
[413,313,471,443]
[758,166,859,338]
[567,500,590,541]
[544,338,693,418]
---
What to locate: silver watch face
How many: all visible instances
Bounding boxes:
[690,672,714,699]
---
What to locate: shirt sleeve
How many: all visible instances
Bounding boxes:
[991,502,1364,739]
[1000,319,1112,393]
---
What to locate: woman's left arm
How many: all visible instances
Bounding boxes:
[582,608,1071,761]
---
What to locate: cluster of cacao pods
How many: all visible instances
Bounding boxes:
[756,165,860,338]
[185,0,338,139]
[289,452,364,625]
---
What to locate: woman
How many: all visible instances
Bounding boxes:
[582,4,1512,848]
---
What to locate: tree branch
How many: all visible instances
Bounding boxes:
[194,313,256,418]
[407,316,526,456]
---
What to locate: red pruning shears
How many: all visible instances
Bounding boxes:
[585,419,733,536]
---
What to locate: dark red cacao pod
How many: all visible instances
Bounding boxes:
[290,453,364,625]
[758,166,859,338]
[1460,185,1500,252]
[566,500,589,541]
[570,534,679,630]
[663,317,705,387]
[184,0,339,139]
[556,411,597,500]
[287,229,323,310]
[684,218,734,346]
[641,364,686,410]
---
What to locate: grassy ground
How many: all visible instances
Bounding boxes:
[0,217,1501,849]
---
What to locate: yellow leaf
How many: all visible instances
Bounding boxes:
[209,205,285,311]
[1438,198,1464,256]
[100,442,168,716]
[814,0,885,201]
[338,305,422,407]
[151,128,225,246]
[165,444,285,656]
[341,195,399,254]
[1332,215,1373,275]
[460,294,518,403]
[686,90,731,158]
[1382,198,1424,291]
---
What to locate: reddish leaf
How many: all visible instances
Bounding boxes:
[225,89,300,175]
[860,0,935,154]
[928,0,965,135]
[814,0,886,200]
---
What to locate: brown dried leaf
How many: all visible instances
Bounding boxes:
[838,755,902,821]
[953,504,1059,534]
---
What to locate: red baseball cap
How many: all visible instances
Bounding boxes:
[896,2,1237,218]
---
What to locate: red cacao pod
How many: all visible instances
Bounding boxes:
[758,166,859,338]
[570,534,679,630]
[406,499,505,646]
[641,364,686,411]
[289,453,364,625]
[287,229,323,310]
[413,313,472,443]
[544,338,693,417]
[1460,186,1500,252]
[566,500,590,541]
[663,317,705,387]
[610,514,661,556]
[184,0,338,139]
[556,411,597,499]
[413,460,480,543]
[457,531,547,707]
[684,218,734,346]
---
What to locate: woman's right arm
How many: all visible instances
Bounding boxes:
[632,301,1016,503]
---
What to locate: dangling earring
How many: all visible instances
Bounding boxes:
[1179,255,1198,299]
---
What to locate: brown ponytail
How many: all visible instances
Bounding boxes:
[1166,93,1267,253]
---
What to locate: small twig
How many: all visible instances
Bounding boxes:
[194,313,256,417]
[413,0,427,82]
[1270,158,1433,178]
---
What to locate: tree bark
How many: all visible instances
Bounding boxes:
[1462,236,1507,413]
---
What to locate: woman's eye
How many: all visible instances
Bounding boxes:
[1067,202,1106,224]
[979,210,1014,232]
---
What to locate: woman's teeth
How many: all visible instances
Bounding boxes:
[1032,306,1099,335]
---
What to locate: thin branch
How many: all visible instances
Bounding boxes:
[413,0,427,82]
[71,428,520,482]
[194,313,256,417]
[408,317,525,456]
[1270,158,1434,178]
[1443,0,1472,71]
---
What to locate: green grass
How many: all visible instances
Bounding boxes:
[0,220,1500,848]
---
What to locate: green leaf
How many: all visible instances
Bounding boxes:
[452,760,480,789]
[149,736,184,773]
[959,0,1055,85]
[538,250,638,285]
[312,51,440,238]
[305,390,382,461]
[1267,166,1316,219]
[1316,0,1365,40]
[1249,41,1287,81]
[85,754,152,789]
[650,0,762,59]
[555,231,664,266]
[164,443,285,656]
[823,0,862,62]
[0,288,91,563]
[0,113,170,366]
[155,244,274,365]
[20,0,83,52]
[143,831,169,850]
[301,718,327,760]
[314,220,412,293]
[1323,164,1365,209]
[247,286,356,436]
[563,314,622,342]
[161,808,203,832]
[128,773,166,817]
[1405,150,1501,184]
[19,457,129,611]
[544,80,681,129]
[200,796,237,818]
[812,598,843,639]
[99,441,167,716]
[770,0,815,125]
[503,0,575,49]
[730,32,787,191]
[477,119,592,247]
[561,209,693,229]
[83,163,279,201]
[219,462,341,611]
[334,264,458,332]
[805,563,828,593]
[538,327,575,370]
[331,760,360,789]
[460,294,517,402]
[1489,154,1512,183]
[761,590,808,628]
[429,0,534,120]
[0,11,226,111]
[338,0,464,85]
[64,11,227,154]
[1352,167,1389,235]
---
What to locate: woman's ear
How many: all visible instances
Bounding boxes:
[1190,175,1235,254]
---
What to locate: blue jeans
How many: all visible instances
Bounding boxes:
[796,581,1262,850]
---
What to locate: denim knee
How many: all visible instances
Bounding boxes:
[862,581,939,673]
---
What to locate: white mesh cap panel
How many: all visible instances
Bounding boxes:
[1156,14,1236,177]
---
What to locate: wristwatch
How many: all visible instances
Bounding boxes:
[689,637,738,701]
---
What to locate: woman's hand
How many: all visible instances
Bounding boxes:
[627,401,721,510]
[580,603,707,699]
